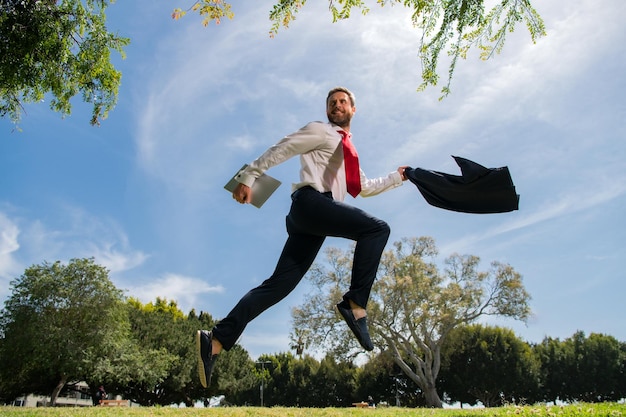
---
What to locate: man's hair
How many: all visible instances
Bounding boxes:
[327,87,355,107]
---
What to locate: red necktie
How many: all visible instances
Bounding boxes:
[339,130,361,198]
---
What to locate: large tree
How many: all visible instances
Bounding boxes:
[292,236,531,408]
[120,298,202,406]
[114,299,257,406]
[534,331,626,404]
[176,0,545,96]
[262,352,320,407]
[0,0,128,126]
[0,258,129,405]
[438,324,541,406]
[258,351,357,407]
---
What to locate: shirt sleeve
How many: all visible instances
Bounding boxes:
[359,169,403,197]
[235,122,327,187]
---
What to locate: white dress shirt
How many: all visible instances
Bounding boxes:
[235,121,403,202]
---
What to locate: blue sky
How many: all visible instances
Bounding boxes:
[1,0,625,360]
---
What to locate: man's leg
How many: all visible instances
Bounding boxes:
[211,230,325,350]
[197,191,326,387]
[197,227,324,387]
[286,187,390,351]
[343,216,390,310]
[287,188,390,309]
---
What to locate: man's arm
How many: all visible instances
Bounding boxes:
[231,121,329,204]
[359,165,409,197]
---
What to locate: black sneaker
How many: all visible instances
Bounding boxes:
[196,330,219,388]
[337,300,374,351]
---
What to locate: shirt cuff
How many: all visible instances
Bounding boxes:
[235,171,257,188]
[390,170,403,186]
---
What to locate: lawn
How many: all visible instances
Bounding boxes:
[0,403,624,417]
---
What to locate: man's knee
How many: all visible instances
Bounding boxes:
[376,219,391,238]
[363,218,390,245]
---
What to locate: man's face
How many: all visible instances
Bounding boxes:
[326,92,355,128]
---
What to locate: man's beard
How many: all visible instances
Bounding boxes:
[328,112,352,128]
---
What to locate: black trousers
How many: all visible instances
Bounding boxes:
[212,186,391,350]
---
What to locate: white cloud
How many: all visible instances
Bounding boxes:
[125,273,224,313]
[226,134,258,152]
[89,243,149,274]
[45,206,150,272]
[0,212,22,300]
[1,204,148,275]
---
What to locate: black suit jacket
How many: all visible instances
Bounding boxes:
[405,156,519,214]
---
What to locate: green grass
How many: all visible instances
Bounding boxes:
[0,403,624,417]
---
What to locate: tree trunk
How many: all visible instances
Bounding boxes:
[423,384,443,408]
[49,375,67,406]
[390,346,444,408]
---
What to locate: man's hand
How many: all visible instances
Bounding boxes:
[398,166,410,181]
[233,183,252,204]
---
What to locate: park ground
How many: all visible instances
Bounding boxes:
[0,403,625,417]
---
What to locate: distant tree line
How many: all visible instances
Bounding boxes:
[233,327,626,408]
[0,257,624,407]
